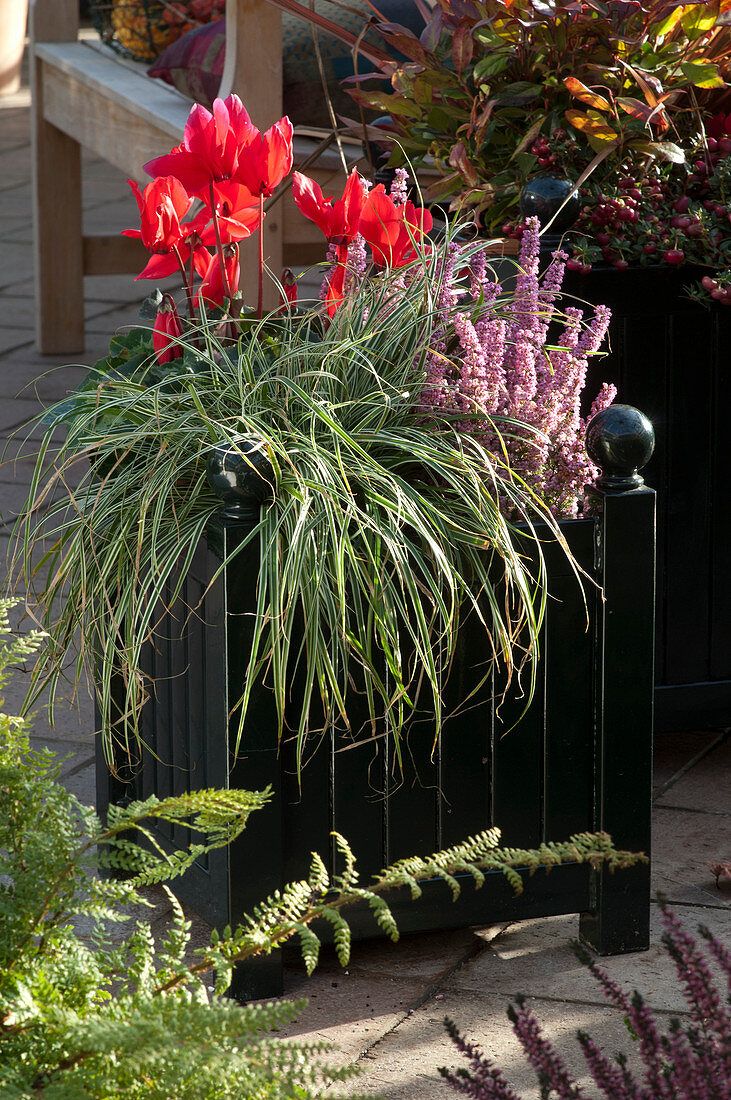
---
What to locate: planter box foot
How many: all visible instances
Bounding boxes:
[579,864,651,955]
[228,954,285,1002]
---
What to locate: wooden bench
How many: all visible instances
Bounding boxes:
[30,0,363,353]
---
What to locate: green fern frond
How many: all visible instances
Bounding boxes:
[319,908,352,967]
[366,894,399,941]
[295,924,321,976]
[308,850,330,893]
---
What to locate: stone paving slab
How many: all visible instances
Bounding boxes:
[652,804,731,908]
[0,224,31,246]
[0,145,30,189]
[0,355,88,404]
[653,727,724,792]
[654,731,731,811]
[0,182,31,216]
[0,214,32,240]
[0,241,33,289]
[280,967,433,1070]
[331,988,646,1099]
[0,107,33,149]
[0,395,44,434]
[0,329,35,355]
[439,904,729,1010]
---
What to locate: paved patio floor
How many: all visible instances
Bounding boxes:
[1,59,729,1099]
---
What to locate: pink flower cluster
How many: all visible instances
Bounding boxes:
[422,217,615,517]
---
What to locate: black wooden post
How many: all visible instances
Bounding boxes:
[580,404,656,954]
[206,439,285,1001]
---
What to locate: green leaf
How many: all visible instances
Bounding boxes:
[680,1,720,41]
[514,151,538,173]
[494,81,542,106]
[138,289,164,320]
[472,52,510,82]
[679,60,725,89]
[565,109,617,145]
[637,139,685,163]
[451,19,474,76]
[356,92,424,118]
[563,76,612,112]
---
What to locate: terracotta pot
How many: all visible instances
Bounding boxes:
[0,0,28,96]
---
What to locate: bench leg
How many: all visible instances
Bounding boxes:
[31,66,84,354]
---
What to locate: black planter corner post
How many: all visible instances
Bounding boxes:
[206,438,284,1001]
[580,404,656,955]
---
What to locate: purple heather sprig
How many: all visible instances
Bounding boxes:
[420,216,614,517]
[507,996,586,1100]
[440,904,731,1100]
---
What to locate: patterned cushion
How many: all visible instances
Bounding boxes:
[147,2,422,127]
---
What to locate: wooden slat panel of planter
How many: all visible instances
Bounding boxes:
[97,470,655,999]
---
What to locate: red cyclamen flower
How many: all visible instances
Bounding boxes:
[144,95,259,195]
[292,168,365,244]
[324,248,348,318]
[195,243,240,308]
[233,115,294,199]
[358,185,433,268]
[153,296,183,365]
[280,267,298,311]
[124,176,193,253]
[196,181,262,244]
[123,177,210,280]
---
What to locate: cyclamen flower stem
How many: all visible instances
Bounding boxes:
[209,181,233,303]
[173,245,195,321]
[257,193,264,320]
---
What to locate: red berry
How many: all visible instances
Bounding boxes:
[673,196,690,213]
[644,242,657,254]
[664,249,685,265]
[614,259,629,270]
[702,275,718,291]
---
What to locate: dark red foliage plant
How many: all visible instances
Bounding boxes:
[439,899,731,1099]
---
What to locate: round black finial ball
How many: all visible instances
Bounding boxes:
[519,174,580,235]
[586,404,655,491]
[206,439,275,523]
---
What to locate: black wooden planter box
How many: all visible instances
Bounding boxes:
[566,265,731,732]
[97,414,656,1001]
